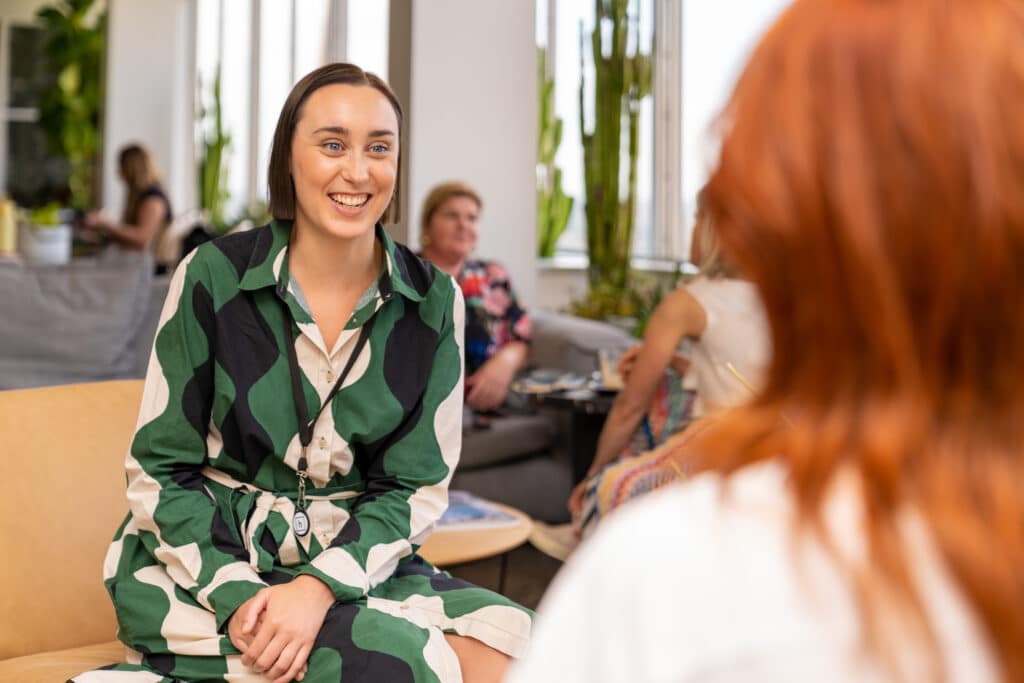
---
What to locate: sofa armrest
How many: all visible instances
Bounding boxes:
[527,309,637,376]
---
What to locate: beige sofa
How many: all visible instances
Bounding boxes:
[0,380,143,682]
[0,378,561,680]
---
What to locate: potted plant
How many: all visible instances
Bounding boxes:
[537,46,573,258]
[20,202,74,265]
[196,68,232,234]
[574,0,653,322]
[35,0,106,212]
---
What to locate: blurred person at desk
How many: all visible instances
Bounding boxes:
[419,181,531,416]
[83,143,173,270]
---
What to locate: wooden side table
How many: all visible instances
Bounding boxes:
[418,503,533,593]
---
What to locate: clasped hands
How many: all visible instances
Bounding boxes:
[228,575,335,683]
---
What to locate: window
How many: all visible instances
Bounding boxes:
[538,0,658,263]
[680,0,789,249]
[0,22,67,206]
[196,0,389,222]
[538,0,789,266]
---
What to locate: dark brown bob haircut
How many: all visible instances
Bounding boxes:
[267,62,403,224]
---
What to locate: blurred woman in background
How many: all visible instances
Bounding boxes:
[510,0,1023,680]
[567,194,769,538]
[84,143,173,265]
[419,181,531,413]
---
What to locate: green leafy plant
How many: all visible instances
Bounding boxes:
[570,266,683,337]
[225,200,271,233]
[537,46,574,258]
[35,0,106,211]
[197,68,231,233]
[27,202,63,227]
[579,0,652,292]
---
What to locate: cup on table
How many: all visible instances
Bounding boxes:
[597,348,625,390]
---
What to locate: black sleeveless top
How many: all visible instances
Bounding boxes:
[133,185,173,225]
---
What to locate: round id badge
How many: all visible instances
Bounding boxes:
[293,508,310,537]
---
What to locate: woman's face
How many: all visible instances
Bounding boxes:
[425,195,479,262]
[289,83,399,242]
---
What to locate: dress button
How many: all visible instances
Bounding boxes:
[318,436,327,450]
[326,370,335,383]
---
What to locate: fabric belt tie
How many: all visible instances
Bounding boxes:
[201,466,360,571]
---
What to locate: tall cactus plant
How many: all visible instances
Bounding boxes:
[537,47,574,258]
[579,0,652,290]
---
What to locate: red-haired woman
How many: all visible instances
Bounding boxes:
[509,0,1023,680]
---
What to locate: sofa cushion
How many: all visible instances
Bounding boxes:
[0,381,142,659]
[0,641,124,682]
[460,412,558,470]
[452,456,573,523]
[528,309,636,376]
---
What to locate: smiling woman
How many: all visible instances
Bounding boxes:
[75,64,531,683]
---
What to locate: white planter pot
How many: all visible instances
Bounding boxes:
[19,224,73,265]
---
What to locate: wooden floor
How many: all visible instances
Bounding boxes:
[444,542,564,610]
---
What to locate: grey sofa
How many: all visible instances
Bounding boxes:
[452,309,635,523]
[0,250,168,390]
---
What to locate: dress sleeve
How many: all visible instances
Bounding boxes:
[296,283,466,602]
[490,260,532,345]
[125,251,267,629]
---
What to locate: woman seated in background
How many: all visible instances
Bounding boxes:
[419,181,531,413]
[84,143,173,266]
[511,0,1022,680]
[567,196,769,538]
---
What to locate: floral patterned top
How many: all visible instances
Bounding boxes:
[458,259,531,375]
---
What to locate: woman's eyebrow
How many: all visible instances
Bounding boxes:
[311,126,395,138]
[312,125,349,135]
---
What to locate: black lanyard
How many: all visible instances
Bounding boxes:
[278,295,375,534]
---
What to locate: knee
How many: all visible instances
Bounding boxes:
[444,633,512,683]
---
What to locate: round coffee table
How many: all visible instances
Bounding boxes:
[419,502,533,593]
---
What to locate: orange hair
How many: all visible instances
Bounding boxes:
[701,0,1024,679]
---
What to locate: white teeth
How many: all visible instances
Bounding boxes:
[329,193,369,207]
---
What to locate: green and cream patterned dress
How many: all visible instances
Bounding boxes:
[74,221,531,682]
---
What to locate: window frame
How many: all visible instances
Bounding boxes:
[195,0,382,218]
[0,18,46,200]
[539,0,687,269]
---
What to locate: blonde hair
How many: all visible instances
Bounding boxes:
[691,190,735,279]
[420,181,482,233]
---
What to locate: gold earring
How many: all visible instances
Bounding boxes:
[421,233,431,247]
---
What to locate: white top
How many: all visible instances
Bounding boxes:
[682,277,769,417]
[507,462,997,683]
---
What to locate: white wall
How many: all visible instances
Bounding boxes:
[407,0,538,306]
[0,0,47,22]
[102,0,194,216]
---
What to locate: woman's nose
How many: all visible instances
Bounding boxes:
[340,152,369,184]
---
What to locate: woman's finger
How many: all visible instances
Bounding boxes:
[241,615,277,669]
[267,640,301,683]
[242,591,270,634]
[280,643,314,683]
[253,632,289,674]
